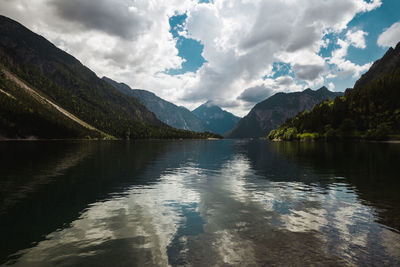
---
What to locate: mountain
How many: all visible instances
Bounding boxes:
[354,43,400,89]
[268,42,400,141]
[0,68,107,139]
[226,87,343,138]
[0,15,219,139]
[192,101,241,135]
[102,77,210,133]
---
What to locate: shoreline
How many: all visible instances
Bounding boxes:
[0,137,224,142]
[268,138,400,143]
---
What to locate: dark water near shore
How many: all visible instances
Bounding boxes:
[0,140,399,266]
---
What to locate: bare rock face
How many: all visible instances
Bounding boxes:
[226,87,343,138]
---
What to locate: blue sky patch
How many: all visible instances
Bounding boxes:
[326,0,400,90]
[167,13,206,75]
[319,32,340,59]
[345,0,400,64]
[270,62,293,79]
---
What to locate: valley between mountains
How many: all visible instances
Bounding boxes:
[0,15,399,141]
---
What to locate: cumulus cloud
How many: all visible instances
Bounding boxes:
[328,82,335,90]
[329,30,371,78]
[293,64,326,81]
[180,0,381,115]
[205,99,240,108]
[48,0,151,40]
[237,86,274,103]
[237,75,306,104]
[0,0,195,106]
[377,22,400,48]
[0,0,382,116]
[346,29,368,48]
[276,76,295,86]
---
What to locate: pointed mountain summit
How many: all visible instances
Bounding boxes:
[226,87,343,138]
[0,15,218,139]
[192,101,241,135]
[102,77,211,133]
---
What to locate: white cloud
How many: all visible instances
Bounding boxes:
[276,76,295,86]
[48,0,153,40]
[237,85,274,104]
[293,64,326,81]
[328,82,335,91]
[329,30,371,79]
[377,22,400,48]
[0,0,382,116]
[180,0,380,115]
[237,75,306,104]
[346,29,368,48]
[0,0,197,107]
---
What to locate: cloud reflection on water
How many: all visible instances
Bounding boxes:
[2,140,400,266]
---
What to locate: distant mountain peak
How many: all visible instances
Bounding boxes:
[317,86,329,92]
[192,102,240,135]
[203,100,218,108]
[268,42,400,140]
[103,77,211,133]
[226,87,343,138]
[0,16,179,139]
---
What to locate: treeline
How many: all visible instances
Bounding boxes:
[268,67,400,141]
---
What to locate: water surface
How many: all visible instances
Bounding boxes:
[1,140,399,266]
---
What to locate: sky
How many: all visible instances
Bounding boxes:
[1,0,400,116]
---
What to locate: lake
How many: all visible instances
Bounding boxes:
[0,140,399,266]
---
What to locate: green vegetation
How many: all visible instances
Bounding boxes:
[268,68,400,141]
[226,86,342,138]
[0,15,221,140]
[0,71,104,139]
[103,77,212,133]
[268,43,400,142]
[0,68,222,140]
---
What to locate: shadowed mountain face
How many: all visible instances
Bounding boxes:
[269,42,400,140]
[0,15,221,140]
[0,15,166,139]
[103,77,211,133]
[192,102,241,135]
[0,68,105,139]
[354,42,400,89]
[226,87,343,138]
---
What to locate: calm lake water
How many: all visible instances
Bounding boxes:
[0,140,399,266]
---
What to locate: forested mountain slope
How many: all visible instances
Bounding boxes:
[268,42,400,141]
[0,15,219,139]
[103,77,211,133]
[226,87,342,138]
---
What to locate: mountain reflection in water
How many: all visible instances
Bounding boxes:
[0,140,399,266]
